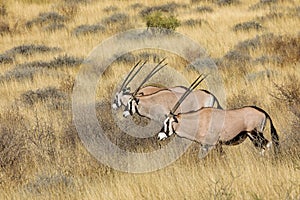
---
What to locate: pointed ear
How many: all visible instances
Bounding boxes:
[173,116,178,123]
[134,97,139,104]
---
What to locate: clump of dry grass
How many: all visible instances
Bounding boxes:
[130,3,144,10]
[233,21,263,32]
[272,75,300,158]
[25,12,68,29]
[0,67,39,82]
[20,87,67,106]
[101,12,131,32]
[0,53,13,64]
[139,2,181,17]
[103,5,119,13]
[195,6,214,13]
[72,24,105,36]
[4,44,61,57]
[0,3,7,17]
[59,75,75,94]
[102,13,129,26]
[24,173,74,195]
[216,0,240,6]
[16,54,83,69]
[55,1,79,18]
[223,33,300,67]
[0,21,9,35]
[249,0,278,10]
[183,18,207,27]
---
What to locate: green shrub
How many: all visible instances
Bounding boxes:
[145,11,180,33]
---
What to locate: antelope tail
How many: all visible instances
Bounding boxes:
[267,115,280,154]
[250,106,280,155]
[213,95,223,109]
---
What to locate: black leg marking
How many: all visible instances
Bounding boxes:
[248,131,270,151]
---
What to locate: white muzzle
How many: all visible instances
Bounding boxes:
[123,111,130,118]
[112,103,118,110]
[157,132,168,141]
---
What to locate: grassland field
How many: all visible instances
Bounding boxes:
[0,0,299,199]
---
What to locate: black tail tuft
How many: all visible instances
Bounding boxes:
[249,106,280,155]
[270,120,280,154]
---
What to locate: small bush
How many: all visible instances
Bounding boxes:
[130,3,144,10]
[223,50,252,65]
[25,174,73,194]
[0,109,31,183]
[16,54,83,69]
[249,0,278,10]
[195,6,214,13]
[139,2,180,17]
[20,87,67,106]
[103,5,118,13]
[256,11,283,22]
[26,12,68,29]
[25,174,74,194]
[59,75,75,93]
[5,44,61,56]
[234,35,262,53]
[55,2,79,18]
[115,52,135,63]
[137,52,160,62]
[272,76,300,157]
[102,13,129,26]
[0,44,61,66]
[0,53,13,64]
[145,11,180,33]
[43,23,66,32]
[72,24,105,36]
[191,0,214,3]
[0,68,39,82]
[0,3,7,17]
[233,21,263,32]
[0,21,9,35]
[51,54,83,67]
[216,0,239,6]
[188,58,217,71]
[183,19,206,27]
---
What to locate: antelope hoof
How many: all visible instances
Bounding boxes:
[112,103,118,110]
[123,111,130,118]
[157,132,167,141]
[267,141,272,149]
[199,146,209,159]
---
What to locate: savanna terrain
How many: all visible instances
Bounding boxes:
[0,0,299,199]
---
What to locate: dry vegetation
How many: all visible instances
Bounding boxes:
[0,0,299,199]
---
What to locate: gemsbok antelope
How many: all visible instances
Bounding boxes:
[112,59,173,110]
[123,74,223,123]
[157,91,280,158]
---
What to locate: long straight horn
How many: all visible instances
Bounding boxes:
[133,58,167,96]
[170,74,207,114]
[119,60,147,92]
[123,60,147,90]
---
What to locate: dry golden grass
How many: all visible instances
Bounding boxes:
[0,0,299,199]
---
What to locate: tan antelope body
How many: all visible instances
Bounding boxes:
[158,106,280,158]
[123,87,222,123]
[115,85,187,110]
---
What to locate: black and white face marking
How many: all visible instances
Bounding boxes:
[158,116,176,141]
[112,92,121,109]
[123,97,138,117]
[112,87,131,109]
[164,116,176,137]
